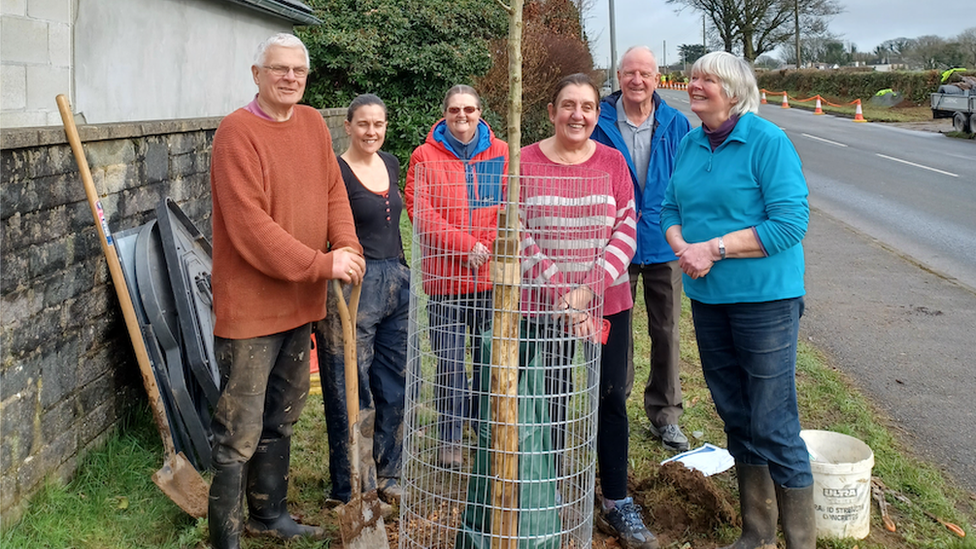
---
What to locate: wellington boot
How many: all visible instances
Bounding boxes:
[245,437,326,540]
[209,462,246,549]
[776,484,816,549]
[721,464,777,549]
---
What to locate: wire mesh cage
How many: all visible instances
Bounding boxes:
[402,160,617,549]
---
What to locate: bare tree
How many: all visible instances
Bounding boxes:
[956,27,976,68]
[668,0,840,62]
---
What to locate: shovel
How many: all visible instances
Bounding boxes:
[332,280,390,549]
[56,95,209,517]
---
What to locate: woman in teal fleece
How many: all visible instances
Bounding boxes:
[660,51,814,549]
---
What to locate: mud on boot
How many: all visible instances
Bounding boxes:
[244,437,325,540]
[721,463,777,549]
[776,484,816,549]
[209,462,246,549]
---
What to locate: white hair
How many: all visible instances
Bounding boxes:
[253,33,310,68]
[691,51,759,116]
[618,45,657,71]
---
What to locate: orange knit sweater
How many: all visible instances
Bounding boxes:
[210,106,361,339]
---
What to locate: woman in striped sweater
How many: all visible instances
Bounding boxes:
[519,74,656,549]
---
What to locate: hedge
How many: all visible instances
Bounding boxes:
[756,69,943,104]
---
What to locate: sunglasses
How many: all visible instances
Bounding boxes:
[447,106,478,114]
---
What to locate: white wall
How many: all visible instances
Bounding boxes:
[1,0,73,127]
[1,0,295,127]
[74,0,296,124]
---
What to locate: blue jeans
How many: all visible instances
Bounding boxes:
[691,297,812,488]
[428,291,493,443]
[316,258,409,501]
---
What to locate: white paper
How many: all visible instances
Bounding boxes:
[660,443,735,476]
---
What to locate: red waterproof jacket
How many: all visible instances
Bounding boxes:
[405,119,508,296]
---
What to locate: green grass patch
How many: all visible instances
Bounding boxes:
[4,235,975,548]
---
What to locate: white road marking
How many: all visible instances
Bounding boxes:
[802,133,848,147]
[876,154,959,177]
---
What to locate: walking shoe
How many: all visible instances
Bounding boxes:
[439,444,462,468]
[377,477,403,505]
[594,497,659,549]
[648,423,689,452]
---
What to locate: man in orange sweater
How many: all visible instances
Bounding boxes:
[208,33,364,549]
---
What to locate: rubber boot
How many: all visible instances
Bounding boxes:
[245,437,326,540]
[776,484,816,549]
[208,461,246,549]
[721,464,777,549]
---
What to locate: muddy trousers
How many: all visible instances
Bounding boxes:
[209,325,313,548]
[316,258,410,501]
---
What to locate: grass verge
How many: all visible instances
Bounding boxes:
[3,279,974,549]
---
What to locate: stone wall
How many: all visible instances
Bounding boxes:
[0,107,347,525]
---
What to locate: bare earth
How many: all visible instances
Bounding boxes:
[885,118,954,132]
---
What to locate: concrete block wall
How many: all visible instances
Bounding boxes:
[0,107,347,525]
[1,0,73,127]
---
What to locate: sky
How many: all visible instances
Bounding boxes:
[584,0,975,71]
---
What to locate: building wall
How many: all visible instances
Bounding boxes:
[1,0,296,128]
[0,108,347,525]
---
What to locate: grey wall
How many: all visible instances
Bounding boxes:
[1,0,295,128]
[0,108,347,525]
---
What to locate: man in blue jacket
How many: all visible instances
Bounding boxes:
[591,45,692,452]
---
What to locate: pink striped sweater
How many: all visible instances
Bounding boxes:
[519,142,637,317]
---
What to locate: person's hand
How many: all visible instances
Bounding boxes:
[466,242,490,269]
[558,287,593,311]
[564,310,601,343]
[332,247,366,284]
[676,239,718,279]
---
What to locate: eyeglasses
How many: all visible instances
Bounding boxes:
[621,70,656,80]
[263,65,309,78]
[447,106,478,114]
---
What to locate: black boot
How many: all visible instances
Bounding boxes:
[245,437,326,540]
[209,462,246,549]
[722,464,778,549]
[776,484,816,549]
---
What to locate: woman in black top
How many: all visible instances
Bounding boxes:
[315,94,409,506]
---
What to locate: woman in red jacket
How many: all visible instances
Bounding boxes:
[404,85,508,468]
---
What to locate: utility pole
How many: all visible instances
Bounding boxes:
[794,0,801,68]
[609,0,618,89]
[663,40,666,71]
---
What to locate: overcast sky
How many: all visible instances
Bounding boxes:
[584,0,975,70]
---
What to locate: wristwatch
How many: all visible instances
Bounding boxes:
[718,237,726,260]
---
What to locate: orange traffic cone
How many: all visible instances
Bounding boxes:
[781,92,790,108]
[761,90,767,104]
[853,100,866,122]
[814,96,824,115]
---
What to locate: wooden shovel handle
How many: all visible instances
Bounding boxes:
[331,280,362,429]
[56,95,178,459]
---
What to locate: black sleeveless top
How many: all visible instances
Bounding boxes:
[337,151,404,261]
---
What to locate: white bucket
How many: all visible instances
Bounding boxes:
[800,430,875,539]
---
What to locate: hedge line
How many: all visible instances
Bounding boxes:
[756,69,943,104]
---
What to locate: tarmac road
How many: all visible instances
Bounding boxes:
[657,88,976,493]
[801,208,976,494]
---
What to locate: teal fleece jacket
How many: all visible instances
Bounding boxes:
[660,112,809,304]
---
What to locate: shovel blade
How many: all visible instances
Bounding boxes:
[152,451,209,518]
[337,490,390,549]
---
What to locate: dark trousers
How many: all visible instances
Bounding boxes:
[691,297,812,488]
[211,324,311,466]
[316,258,410,501]
[597,308,632,500]
[427,291,493,443]
[628,260,683,426]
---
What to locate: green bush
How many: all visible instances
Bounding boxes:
[756,69,943,104]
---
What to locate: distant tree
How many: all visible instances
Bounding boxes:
[297,0,508,166]
[956,27,976,67]
[904,35,965,69]
[667,0,841,62]
[755,54,781,68]
[476,0,595,146]
[679,43,708,64]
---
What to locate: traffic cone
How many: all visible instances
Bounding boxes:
[853,100,866,122]
[761,90,767,104]
[781,92,790,108]
[814,96,824,115]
